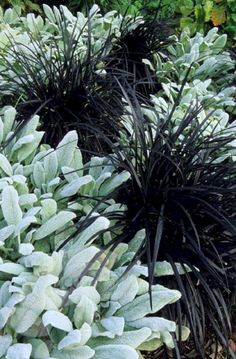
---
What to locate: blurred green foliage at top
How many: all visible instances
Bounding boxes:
[1,0,236,44]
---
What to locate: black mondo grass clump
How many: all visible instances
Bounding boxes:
[105,18,172,101]
[0,13,124,154]
[102,89,236,358]
[1,5,235,357]
[0,7,172,157]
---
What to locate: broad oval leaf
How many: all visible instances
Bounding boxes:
[0,225,15,242]
[3,107,16,140]
[90,327,151,349]
[99,172,131,196]
[14,216,37,236]
[93,344,139,359]
[56,131,78,168]
[40,198,57,223]
[58,330,82,350]
[33,211,76,240]
[111,275,139,306]
[25,338,49,359]
[62,246,100,288]
[6,343,32,359]
[0,263,25,276]
[116,289,181,321]
[42,310,73,332]
[1,186,22,225]
[69,286,100,305]
[33,162,45,188]
[10,275,58,333]
[73,296,97,329]
[18,243,34,256]
[0,334,12,356]
[19,194,37,207]
[58,175,94,198]
[52,346,95,359]
[0,154,12,176]
[61,166,79,182]
[67,217,110,255]
[129,317,176,332]
[100,317,125,336]
[44,150,58,182]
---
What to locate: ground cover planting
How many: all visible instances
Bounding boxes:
[0,3,235,358]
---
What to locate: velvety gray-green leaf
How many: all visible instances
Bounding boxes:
[1,186,22,225]
[33,211,76,240]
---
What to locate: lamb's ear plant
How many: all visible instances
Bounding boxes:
[0,105,190,359]
[0,236,186,359]
[153,27,235,87]
[0,106,132,256]
[0,5,125,153]
[97,80,236,357]
[0,5,172,156]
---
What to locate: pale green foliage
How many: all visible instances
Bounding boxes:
[0,4,123,42]
[153,27,234,85]
[147,81,236,149]
[142,27,236,145]
[0,4,135,99]
[121,77,236,166]
[0,4,234,357]
[0,107,131,256]
[146,27,236,130]
[121,27,236,164]
[0,242,184,358]
[0,106,189,358]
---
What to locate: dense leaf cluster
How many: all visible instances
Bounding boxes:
[0,4,235,359]
[0,107,190,359]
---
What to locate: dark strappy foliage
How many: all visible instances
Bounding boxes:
[54,84,236,356]
[105,19,172,101]
[97,87,236,358]
[0,15,123,154]
[0,10,171,157]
